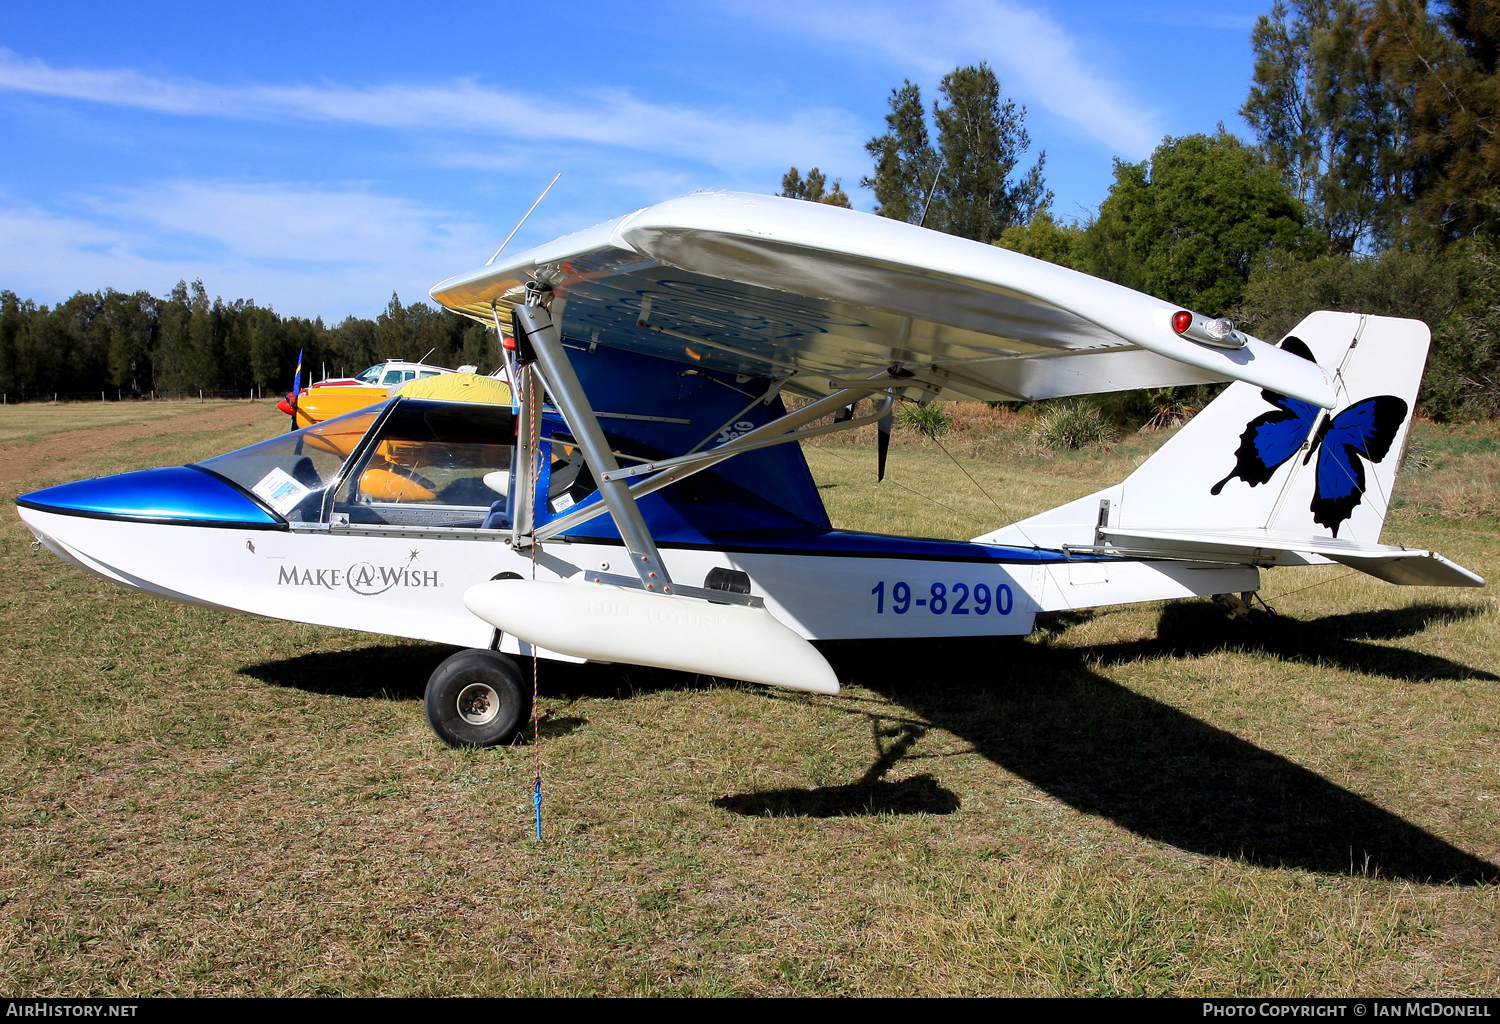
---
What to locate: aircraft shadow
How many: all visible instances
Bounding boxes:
[1096,601,1497,683]
[716,717,961,817]
[240,642,738,702]
[236,604,1497,880]
[819,602,1499,883]
[240,643,459,700]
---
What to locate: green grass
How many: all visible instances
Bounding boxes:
[1,402,1497,995]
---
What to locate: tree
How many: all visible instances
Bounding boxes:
[56,291,111,394]
[862,64,1049,242]
[1243,0,1410,253]
[931,64,1051,241]
[0,282,480,398]
[458,321,500,373]
[0,291,28,398]
[862,80,936,223]
[102,290,158,394]
[186,279,217,390]
[374,292,474,369]
[329,315,379,377]
[779,167,852,207]
[1369,0,1500,241]
[1078,131,1316,313]
[151,281,186,391]
[1232,241,1500,418]
[995,210,1083,267]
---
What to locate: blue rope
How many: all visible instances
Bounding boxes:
[533,778,543,840]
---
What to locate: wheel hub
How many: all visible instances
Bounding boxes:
[456,682,500,725]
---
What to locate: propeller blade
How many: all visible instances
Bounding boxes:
[877,408,892,482]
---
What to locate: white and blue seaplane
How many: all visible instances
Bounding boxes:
[16,192,1485,747]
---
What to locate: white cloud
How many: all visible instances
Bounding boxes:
[104,182,481,266]
[0,184,492,319]
[743,0,1163,158]
[0,48,865,176]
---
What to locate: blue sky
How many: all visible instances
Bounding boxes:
[1,0,1268,320]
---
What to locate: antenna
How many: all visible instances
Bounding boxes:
[486,173,561,266]
[918,156,946,229]
[418,347,436,364]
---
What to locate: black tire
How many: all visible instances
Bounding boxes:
[424,649,530,748]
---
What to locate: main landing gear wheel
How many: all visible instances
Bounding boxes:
[425,649,530,748]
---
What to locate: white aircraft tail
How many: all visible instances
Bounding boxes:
[979,312,1484,602]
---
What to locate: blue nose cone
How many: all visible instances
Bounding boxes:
[17,466,282,528]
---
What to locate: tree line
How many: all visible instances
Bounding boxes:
[0,284,498,400]
[782,0,1500,419]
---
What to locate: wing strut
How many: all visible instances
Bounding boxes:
[473,290,844,695]
[513,299,676,593]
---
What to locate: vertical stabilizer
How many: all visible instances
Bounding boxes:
[979,312,1430,549]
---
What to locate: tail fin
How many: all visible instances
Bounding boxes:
[980,312,1483,591]
[1126,310,1424,542]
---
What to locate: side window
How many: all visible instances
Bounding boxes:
[544,440,596,514]
[403,370,417,381]
[380,369,404,385]
[334,400,516,529]
[419,370,440,379]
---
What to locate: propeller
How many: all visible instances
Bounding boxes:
[877,407,892,482]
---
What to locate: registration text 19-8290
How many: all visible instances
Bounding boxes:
[870,581,1013,615]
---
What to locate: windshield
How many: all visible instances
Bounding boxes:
[354,365,383,384]
[196,404,386,522]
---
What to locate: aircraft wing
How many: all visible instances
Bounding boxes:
[430,191,1335,407]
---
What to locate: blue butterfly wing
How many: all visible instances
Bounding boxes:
[1309,396,1409,535]
[1211,392,1319,494]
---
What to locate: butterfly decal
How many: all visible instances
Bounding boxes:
[1211,337,1409,537]
[1303,394,1408,535]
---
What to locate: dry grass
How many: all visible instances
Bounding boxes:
[1394,419,1500,523]
[0,397,257,446]
[1,400,1498,996]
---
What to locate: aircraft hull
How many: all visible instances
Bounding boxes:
[17,508,1048,647]
[17,509,1258,663]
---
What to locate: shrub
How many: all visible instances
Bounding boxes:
[1029,401,1118,451]
[1095,386,1210,432]
[896,402,951,437]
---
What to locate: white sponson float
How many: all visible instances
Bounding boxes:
[463,578,841,695]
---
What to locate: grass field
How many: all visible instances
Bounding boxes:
[1,400,1498,996]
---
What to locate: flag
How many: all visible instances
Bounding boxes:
[287,348,304,432]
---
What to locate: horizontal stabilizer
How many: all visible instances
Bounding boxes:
[1098,527,1485,588]
[464,579,840,694]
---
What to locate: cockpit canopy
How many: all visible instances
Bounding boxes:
[198,345,832,542]
[196,401,517,528]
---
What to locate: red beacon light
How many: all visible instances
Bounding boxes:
[1171,310,1193,335]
